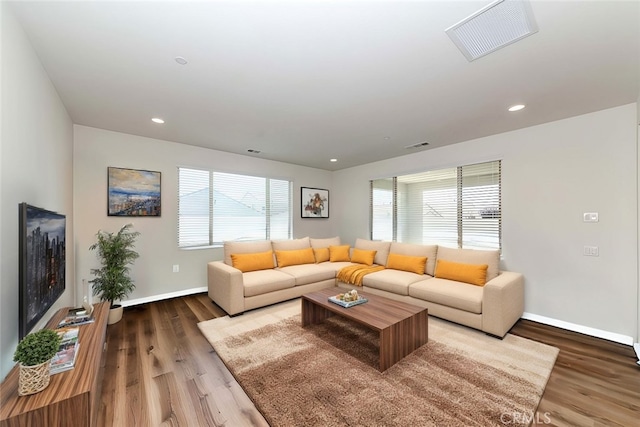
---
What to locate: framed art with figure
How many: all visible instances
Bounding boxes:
[301,187,329,218]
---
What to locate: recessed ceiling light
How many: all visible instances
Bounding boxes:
[383,136,391,140]
[151,117,165,124]
[330,158,337,162]
[175,57,188,65]
[508,104,525,112]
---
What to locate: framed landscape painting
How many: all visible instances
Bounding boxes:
[301,187,329,218]
[108,167,161,216]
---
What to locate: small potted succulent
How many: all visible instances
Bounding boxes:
[89,223,140,324]
[13,329,61,396]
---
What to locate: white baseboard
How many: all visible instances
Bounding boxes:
[521,312,634,346]
[634,343,640,362]
[121,287,208,308]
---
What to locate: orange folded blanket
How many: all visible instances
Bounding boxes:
[337,264,385,286]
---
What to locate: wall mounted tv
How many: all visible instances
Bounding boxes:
[19,203,66,339]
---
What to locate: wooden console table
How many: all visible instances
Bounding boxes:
[0,302,109,427]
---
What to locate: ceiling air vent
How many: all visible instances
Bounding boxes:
[445,0,538,62]
[404,141,430,149]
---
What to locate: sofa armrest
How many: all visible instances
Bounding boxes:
[207,261,245,315]
[482,271,524,337]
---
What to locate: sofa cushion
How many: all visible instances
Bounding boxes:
[243,270,296,297]
[350,248,377,266]
[310,236,341,248]
[275,248,315,267]
[230,250,275,272]
[435,259,488,286]
[386,253,427,275]
[355,238,391,266]
[389,242,438,275]
[224,240,273,266]
[363,269,426,296]
[409,278,483,314]
[436,246,500,281]
[272,237,311,251]
[313,247,330,263]
[320,261,356,273]
[278,264,336,286]
[329,245,351,262]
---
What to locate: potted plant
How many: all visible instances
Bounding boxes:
[13,329,61,396]
[89,223,140,324]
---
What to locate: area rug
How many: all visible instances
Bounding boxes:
[198,300,558,427]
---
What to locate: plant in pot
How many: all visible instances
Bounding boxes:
[89,223,140,325]
[13,329,61,396]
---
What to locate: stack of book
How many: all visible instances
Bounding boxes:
[57,307,95,328]
[50,327,79,375]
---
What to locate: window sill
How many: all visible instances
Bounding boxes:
[179,245,222,251]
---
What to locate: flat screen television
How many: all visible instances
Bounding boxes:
[18,203,66,339]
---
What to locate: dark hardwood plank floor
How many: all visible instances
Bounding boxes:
[510,320,639,427]
[97,294,268,427]
[98,294,640,426]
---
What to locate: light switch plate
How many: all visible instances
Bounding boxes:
[583,212,598,222]
[583,246,599,256]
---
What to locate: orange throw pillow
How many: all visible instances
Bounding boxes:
[350,248,377,266]
[275,248,315,267]
[329,245,351,262]
[313,247,330,263]
[230,251,275,272]
[435,259,488,286]
[386,253,427,275]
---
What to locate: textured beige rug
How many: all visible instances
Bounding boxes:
[198,300,558,427]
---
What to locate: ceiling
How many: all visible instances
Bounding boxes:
[8,0,640,171]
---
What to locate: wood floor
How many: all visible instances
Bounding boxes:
[96,294,268,427]
[509,320,640,426]
[98,294,640,427]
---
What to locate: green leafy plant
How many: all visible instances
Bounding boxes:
[89,223,140,306]
[13,329,61,366]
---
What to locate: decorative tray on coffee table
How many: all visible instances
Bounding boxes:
[328,290,368,308]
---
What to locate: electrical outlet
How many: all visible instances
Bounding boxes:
[583,212,599,222]
[583,246,599,257]
[172,264,179,273]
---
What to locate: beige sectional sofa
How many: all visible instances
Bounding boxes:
[207,237,524,337]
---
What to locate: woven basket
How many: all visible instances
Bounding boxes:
[18,360,51,396]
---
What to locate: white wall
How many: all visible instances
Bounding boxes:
[0,5,74,380]
[73,125,334,306]
[637,120,640,348]
[333,104,639,342]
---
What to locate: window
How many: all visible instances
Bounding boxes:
[178,168,292,248]
[370,178,394,242]
[370,160,501,250]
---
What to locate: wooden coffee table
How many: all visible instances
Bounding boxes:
[301,287,428,371]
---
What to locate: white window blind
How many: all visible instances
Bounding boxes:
[460,161,501,250]
[178,168,211,248]
[178,168,292,248]
[370,160,501,250]
[370,178,395,242]
[403,167,459,247]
